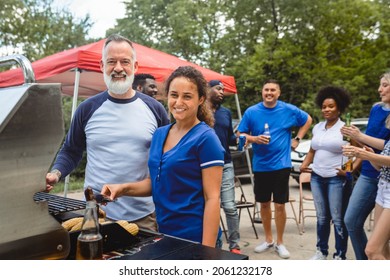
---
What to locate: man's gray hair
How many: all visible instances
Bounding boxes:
[102,34,137,61]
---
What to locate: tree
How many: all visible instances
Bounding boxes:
[109,0,390,120]
[225,0,390,118]
[107,0,230,70]
[0,0,92,61]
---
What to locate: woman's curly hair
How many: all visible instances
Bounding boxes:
[315,85,351,114]
[165,66,214,127]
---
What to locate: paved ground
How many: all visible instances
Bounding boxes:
[220,177,372,260]
[63,177,373,261]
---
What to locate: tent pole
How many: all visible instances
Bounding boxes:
[234,93,258,220]
[63,68,81,198]
[234,93,242,120]
[234,93,254,186]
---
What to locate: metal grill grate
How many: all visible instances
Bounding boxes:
[33,192,86,215]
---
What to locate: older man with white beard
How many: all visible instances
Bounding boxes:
[45,34,170,231]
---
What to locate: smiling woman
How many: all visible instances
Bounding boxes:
[100,66,225,247]
[291,118,368,183]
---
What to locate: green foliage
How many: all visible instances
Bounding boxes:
[108,0,390,122]
[0,0,93,61]
[53,176,84,194]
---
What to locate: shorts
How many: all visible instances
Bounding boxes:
[254,168,290,204]
[376,178,390,209]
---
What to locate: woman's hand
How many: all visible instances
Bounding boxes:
[101,184,125,201]
[342,144,374,159]
[299,166,312,173]
[340,124,361,141]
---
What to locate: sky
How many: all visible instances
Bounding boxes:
[52,0,126,38]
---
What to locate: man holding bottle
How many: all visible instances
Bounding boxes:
[237,79,312,259]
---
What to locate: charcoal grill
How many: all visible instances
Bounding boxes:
[33,192,86,216]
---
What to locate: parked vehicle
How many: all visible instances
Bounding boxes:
[290,118,368,183]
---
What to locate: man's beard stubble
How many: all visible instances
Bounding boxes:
[104,71,134,95]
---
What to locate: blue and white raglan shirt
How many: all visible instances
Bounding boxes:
[238,100,309,172]
[148,122,225,243]
[52,91,170,221]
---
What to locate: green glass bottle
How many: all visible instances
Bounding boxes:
[343,113,351,142]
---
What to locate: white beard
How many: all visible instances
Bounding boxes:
[103,71,134,95]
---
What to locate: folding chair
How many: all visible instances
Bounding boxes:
[298,172,316,234]
[234,176,259,239]
[253,197,300,234]
[286,196,301,234]
[220,214,228,241]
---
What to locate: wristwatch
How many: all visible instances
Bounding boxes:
[51,169,62,180]
[294,136,301,142]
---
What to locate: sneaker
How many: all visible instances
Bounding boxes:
[333,255,346,260]
[230,248,241,254]
[254,241,274,253]
[309,250,327,260]
[274,244,290,259]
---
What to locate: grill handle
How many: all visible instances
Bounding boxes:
[0,54,35,84]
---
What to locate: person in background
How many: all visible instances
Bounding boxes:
[340,71,390,259]
[207,79,241,254]
[101,66,225,247]
[237,79,312,259]
[132,73,158,98]
[342,142,390,260]
[45,34,170,231]
[300,86,352,260]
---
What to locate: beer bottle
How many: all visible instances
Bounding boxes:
[263,123,271,144]
[343,113,351,142]
[341,154,353,181]
[76,200,103,260]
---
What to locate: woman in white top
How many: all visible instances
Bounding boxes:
[300,86,352,260]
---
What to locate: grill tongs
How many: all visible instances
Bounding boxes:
[84,187,116,204]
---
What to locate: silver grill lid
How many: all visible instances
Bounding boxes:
[0,55,70,259]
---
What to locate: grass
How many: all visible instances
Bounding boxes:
[52,177,84,194]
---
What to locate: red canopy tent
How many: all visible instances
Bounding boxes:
[0,39,237,96]
[0,39,242,121]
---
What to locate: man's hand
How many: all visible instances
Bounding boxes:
[45,169,61,192]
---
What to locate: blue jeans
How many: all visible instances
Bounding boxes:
[311,173,349,259]
[219,162,240,250]
[344,174,378,260]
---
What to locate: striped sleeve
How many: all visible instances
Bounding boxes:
[198,128,225,169]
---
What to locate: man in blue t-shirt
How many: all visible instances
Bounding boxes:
[45,34,169,231]
[207,80,241,254]
[237,79,312,259]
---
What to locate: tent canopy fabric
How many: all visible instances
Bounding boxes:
[0,39,237,97]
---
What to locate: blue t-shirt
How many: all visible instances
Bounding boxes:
[53,91,169,221]
[237,101,309,172]
[148,122,225,243]
[361,103,390,178]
